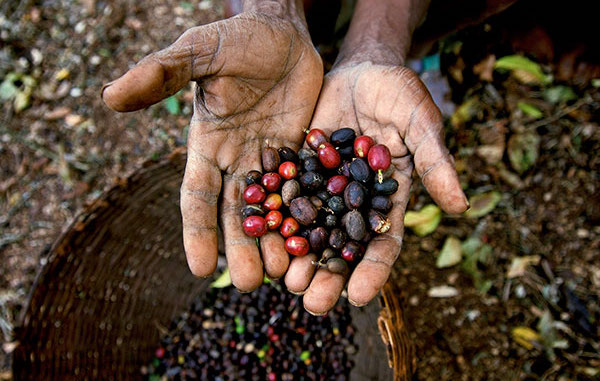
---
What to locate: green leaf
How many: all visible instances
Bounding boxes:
[300,351,311,361]
[494,55,552,85]
[0,75,19,100]
[544,86,576,104]
[461,237,492,292]
[210,268,232,288]
[464,191,501,218]
[592,78,600,88]
[436,236,462,268]
[404,204,441,236]
[508,132,540,173]
[164,95,181,115]
[517,102,543,119]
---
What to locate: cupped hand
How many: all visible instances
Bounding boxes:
[102,12,323,291]
[283,62,468,315]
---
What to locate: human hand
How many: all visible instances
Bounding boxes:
[102,1,323,291]
[284,63,468,315]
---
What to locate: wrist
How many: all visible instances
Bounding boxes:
[334,0,430,68]
[242,0,308,27]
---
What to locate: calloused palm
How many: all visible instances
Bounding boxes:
[102,13,323,291]
[284,62,468,315]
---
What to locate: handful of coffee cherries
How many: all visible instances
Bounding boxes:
[241,128,398,276]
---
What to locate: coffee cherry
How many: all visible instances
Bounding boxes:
[299,171,324,191]
[298,148,317,161]
[303,157,322,173]
[368,209,391,234]
[353,136,374,158]
[289,197,318,226]
[306,128,328,150]
[243,184,266,204]
[316,190,330,202]
[278,161,298,180]
[342,210,366,241]
[309,227,329,253]
[242,204,264,218]
[368,144,392,183]
[243,216,268,237]
[325,214,337,227]
[326,175,348,196]
[281,179,300,206]
[371,195,393,213]
[263,193,282,210]
[341,241,362,262]
[278,147,298,163]
[327,196,345,215]
[329,228,347,250]
[349,158,371,183]
[309,196,323,210]
[373,178,399,195]
[261,172,281,192]
[324,258,349,275]
[338,161,351,177]
[265,210,283,230]
[285,236,309,256]
[317,143,341,169]
[330,128,356,147]
[343,181,366,209]
[280,217,300,238]
[245,170,263,185]
[262,147,281,173]
[321,248,336,262]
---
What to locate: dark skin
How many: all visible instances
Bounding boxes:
[102,0,468,315]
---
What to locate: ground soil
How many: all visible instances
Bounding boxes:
[1,0,598,380]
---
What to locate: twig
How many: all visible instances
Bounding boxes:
[526,95,597,130]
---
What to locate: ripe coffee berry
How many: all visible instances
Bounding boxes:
[278,161,298,180]
[243,184,266,204]
[368,144,392,183]
[353,135,374,158]
[317,143,341,169]
[306,128,328,150]
[263,193,282,211]
[242,216,267,237]
[261,172,281,192]
[280,217,300,238]
[285,236,309,256]
[265,210,283,230]
[326,175,348,196]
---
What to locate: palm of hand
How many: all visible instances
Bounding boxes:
[293,62,467,314]
[103,13,323,290]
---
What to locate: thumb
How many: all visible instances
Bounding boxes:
[102,22,225,112]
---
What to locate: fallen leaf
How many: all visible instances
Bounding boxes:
[507,255,540,278]
[436,236,462,268]
[464,191,501,218]
[164,95,181,115]
[476,145,504,165]
[210,268,232,288]
[427,285,459,298]
[508,132,540,173]
[512,326,541,350]
[517,102,543,119]
[494,55,552,85]
[65,114,85,127]
[498,165,525,189]
[404,204,441,237]
[55,68,70,81]
[44,106,72,120]
[450,97,480,128]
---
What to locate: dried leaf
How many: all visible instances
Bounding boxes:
[427,285,459,298]
[404,204,441,237]
[544,86,576,104]
[450,97,480,128]
[507,255,540,278]
[210,268,232,288]
[508,132,540,173]
[512,326,541,350]
[55,68,70,81]
[464,191,501,218]
[473,54,496,82]
[436,236,462,268]
[517,102,543,119]
[494,55,552,85]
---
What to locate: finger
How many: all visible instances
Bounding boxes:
[180,149,221,278]
[303,268,346,316]
[102,22,226,112]
[260,232,290,280]
[284,253,318,294]
[221,167,264,292]
[347,166,411,307]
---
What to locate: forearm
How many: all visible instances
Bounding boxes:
[336,0,431,67]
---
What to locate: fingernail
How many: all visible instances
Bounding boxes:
[348,298,368,307]
[305,307,327,316]
[100,80,116,100]
[288,289,306,296]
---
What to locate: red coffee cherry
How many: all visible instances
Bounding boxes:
[368,144,392,183]
[326,175,349,196]
[284,236,309,256]
[261,172,281,192]
[317,143,341,169]
[242,215,268,237]
[280,217,300,238]
[263,193,283,211]
[265,210,283,230]
[306,128,328,150]
[243,184,266,204]
[278,161,298,180]
[354,135,374,158]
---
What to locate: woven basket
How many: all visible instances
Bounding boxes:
[12,149,414,380]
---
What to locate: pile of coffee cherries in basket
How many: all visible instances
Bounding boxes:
[242,128,399,274]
